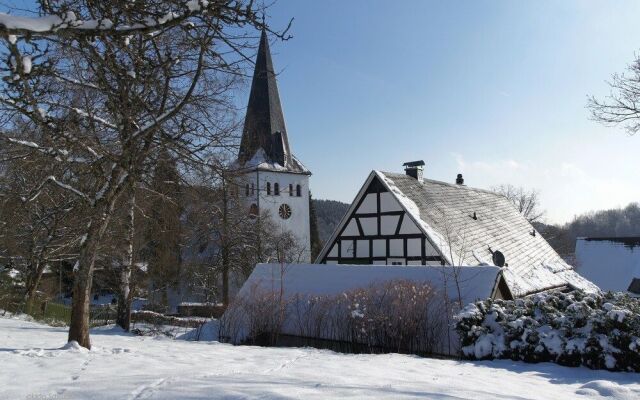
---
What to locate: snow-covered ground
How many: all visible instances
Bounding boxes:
[2,316,639,400]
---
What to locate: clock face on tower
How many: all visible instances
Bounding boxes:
[278,204,292,220]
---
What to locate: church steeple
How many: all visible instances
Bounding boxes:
[237,30,308,174]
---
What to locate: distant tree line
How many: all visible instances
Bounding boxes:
[535,202,640,260]
[312,199,351,244]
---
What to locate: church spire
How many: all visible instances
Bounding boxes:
[238,29,307,173]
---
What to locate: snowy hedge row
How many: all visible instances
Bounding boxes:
[454,290,640,372]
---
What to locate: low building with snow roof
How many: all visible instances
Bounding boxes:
[314,161,599,297]
[575,237,640,295]
[223,262,511,355]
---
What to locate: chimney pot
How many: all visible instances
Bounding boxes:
[403,160,425,181]
[456,173,464,185]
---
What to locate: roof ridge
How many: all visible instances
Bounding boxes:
[379,171,504,197]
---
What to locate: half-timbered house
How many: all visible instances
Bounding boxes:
[315,161,599,297]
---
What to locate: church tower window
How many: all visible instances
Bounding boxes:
[274,183,280,196]
[245,184,250,196]
[296,184,302,197]
[267,182,271,195]
[289,184,293,196]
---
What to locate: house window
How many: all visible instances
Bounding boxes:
[245,184,249,196]
[251,183,255,195]
[266,182,271,195]
[289,184,293,196]
[296,184,301,197]
[274,182,280,196]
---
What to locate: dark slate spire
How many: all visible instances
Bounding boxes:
[238,30,308,173]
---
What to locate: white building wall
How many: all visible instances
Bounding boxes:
[241,170,311,262]
[575,239,640,292]
[323,181,442,265]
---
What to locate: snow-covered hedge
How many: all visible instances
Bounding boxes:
[455,290,640,372]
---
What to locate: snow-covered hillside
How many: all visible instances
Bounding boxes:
[1,316,639,400]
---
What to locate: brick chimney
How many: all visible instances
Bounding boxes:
[403,160,425,181]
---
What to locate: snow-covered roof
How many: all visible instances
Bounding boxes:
[235,30,310,176]
[575,237,640,293]
[237,263,506,308]
[322,171,597,297]
[235,147,310,175]
[229,263,508,355]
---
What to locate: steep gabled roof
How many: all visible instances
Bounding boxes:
[377,171,598,296]
[316,170,599,297]
[237,30,309,175]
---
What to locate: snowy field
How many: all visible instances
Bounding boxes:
[2,316,639,400]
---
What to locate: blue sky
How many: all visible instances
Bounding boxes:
[260,0,640,224]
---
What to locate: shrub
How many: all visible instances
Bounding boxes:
[454,290,640,372]
[220,279,449,355]
[218,283,290,346]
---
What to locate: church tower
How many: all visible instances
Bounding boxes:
[236,30,312,262]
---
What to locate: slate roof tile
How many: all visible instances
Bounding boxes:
[378,171,599,296]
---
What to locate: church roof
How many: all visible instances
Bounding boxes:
[375,171,599,297]
[237,30,309,175]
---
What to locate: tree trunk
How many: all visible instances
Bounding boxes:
[116,187,135,331]
[23,261,46,305]
[221,175,229,306]
[68,222,103,349]
[115,270,131,331]
[69,171,126,349]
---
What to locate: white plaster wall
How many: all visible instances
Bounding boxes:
[390,239,403,257]
[372,239,386,257]
[341,240,354,258]
[380,215,400,235]
[399,217,421,234]
[241,170,311,262]
[342,219,359,236]
[356,240,369,257]
[360,217,377,236]
[357,193,378,213]
[575,239,640,292]
[380,192,403,212]
[407,238,422,257]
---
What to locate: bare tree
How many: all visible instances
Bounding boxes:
[182,166,306,307]
[588,54,640,134]
[0,1,287,348]
[140,150,183,309]
[0,125,83,305]
[492,184,545,223]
